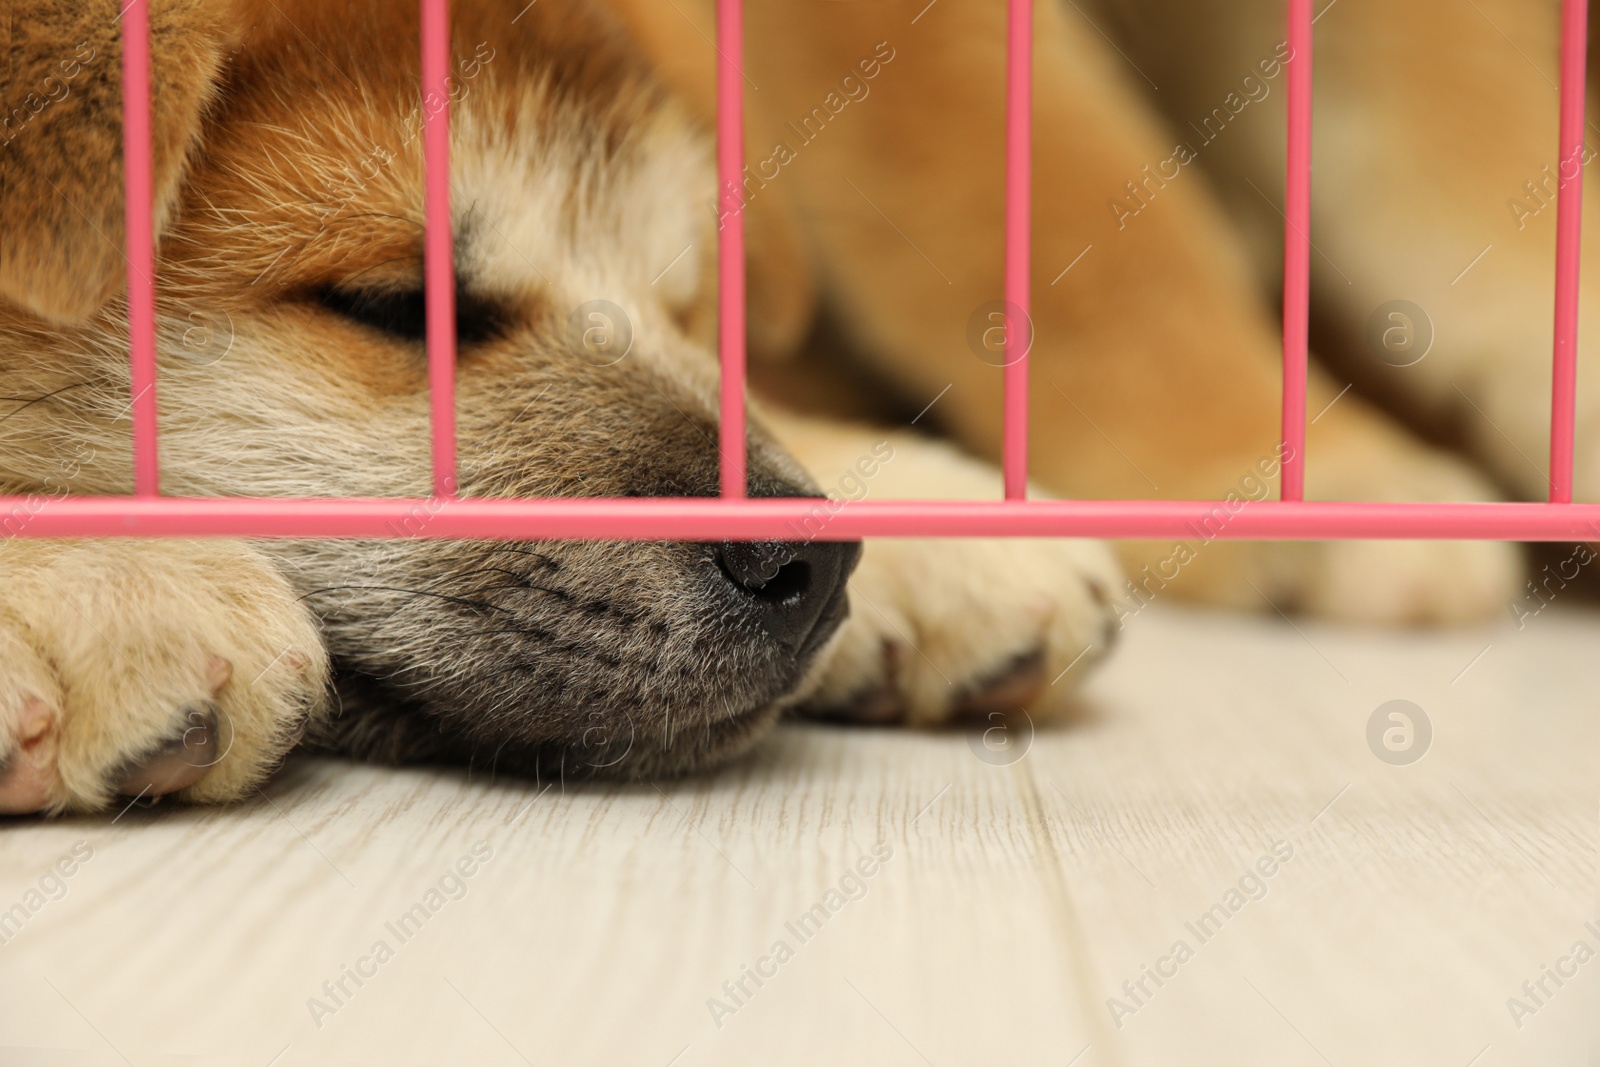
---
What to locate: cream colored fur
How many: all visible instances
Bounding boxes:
[0,0,1571,813]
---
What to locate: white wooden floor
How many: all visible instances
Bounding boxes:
[1,604,1596,1066]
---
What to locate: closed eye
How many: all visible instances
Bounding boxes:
[315,285,504,345]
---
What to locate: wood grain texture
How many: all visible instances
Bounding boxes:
[1,605,1595,1066]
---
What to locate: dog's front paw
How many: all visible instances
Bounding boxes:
[766,415,1124,727]
[0,541,328,814]
[1274,436,1523,625]
[1123,412,1526,625]
[798,535,1122,726]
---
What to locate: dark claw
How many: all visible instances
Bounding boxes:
[955,647,1047,718]
[114,702,221,798]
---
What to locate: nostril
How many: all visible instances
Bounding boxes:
[717,542,810,601]
[751,560,812,603]
[715,540,860,655]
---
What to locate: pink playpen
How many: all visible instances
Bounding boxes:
[5,0,1596,544]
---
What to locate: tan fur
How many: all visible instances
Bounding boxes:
[0,0,1562,812]
[1099,0,1600,502]
[766,407,1121,724]
[0,1,235,322]
[608,0,1523,624]
[0,540,325,813]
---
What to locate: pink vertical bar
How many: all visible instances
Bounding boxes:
[1002,0,1033,500]
[422,0,458,497]
[1280,0,1312,502]
[716,0,747,498]
[1549,0,1588,504]
[121,0,160,496]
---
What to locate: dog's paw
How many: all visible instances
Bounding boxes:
[1291,538,1520,626]
[1147,431,1525,626]
[0,541,329,815]
[764,414,1124,727]
[799,536,1122,725]
[1297,437,1522,625]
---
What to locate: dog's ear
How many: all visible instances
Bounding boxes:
[0,2,233,325]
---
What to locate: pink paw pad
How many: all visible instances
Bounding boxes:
[0,699,60,814]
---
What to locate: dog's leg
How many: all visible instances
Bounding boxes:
[0,539,327,813]
[1104,0,1600,527]
[1124,0,1600,508]
[764,408,1121,725]
[657,0,1520,623]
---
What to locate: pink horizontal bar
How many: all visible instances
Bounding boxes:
[1548,0,1588,504]
[422,0,458,497]
[6,497,1600,541]
[1002,0,1032,500]
[122,0,161,496]
[1280,0,1312,502]
[716,0,747,498]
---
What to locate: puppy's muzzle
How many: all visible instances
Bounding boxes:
[716,539,861,662]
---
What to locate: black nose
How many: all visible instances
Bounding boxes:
[716,539,862,655]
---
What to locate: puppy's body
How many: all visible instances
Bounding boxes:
[0,0,1563,812]
[610,0,1532,620]
[0,0,1119,812]
[1097,0,1597,504]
